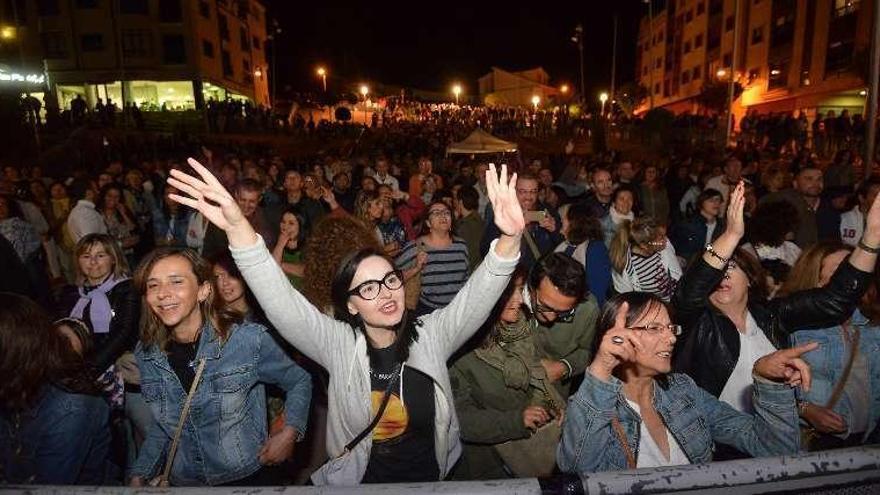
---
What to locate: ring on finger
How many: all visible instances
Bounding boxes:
[611,336,625,345]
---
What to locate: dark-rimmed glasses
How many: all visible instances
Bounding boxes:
[348,270,404,300]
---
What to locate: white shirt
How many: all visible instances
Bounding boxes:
[718,312,778,413]
[67,199,108,242]
[624,399,690,468]
[840,206,864,247]
[705,221,717,246]
[372,172,400,191]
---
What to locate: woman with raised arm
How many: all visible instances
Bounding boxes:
[671,182,880,417]
[166,160,525,485]
[557,292,811,474]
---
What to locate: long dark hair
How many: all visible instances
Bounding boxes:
[0,293,101,412]
[210,251,266,325]
[330,247,420,362]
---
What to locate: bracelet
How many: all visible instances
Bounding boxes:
[705,243,729,265]
[560,359,573,379]
[858,238,880,254]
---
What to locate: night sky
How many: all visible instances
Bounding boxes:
[263,1,644,100]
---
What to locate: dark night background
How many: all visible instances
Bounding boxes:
[263,1,644,99]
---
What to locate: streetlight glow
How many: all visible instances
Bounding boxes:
[599,92,608,103]
[316,66,327,92]
[0,26,14,40]
[254,68,262,78]
[360,84,369,97]
[531,95,540,110]
[716,68,728,78]
[452,84,462,105]
[560,84,569,94]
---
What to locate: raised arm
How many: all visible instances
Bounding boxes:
[166,158,349,367]
[775,190,879,331]
[671,181,745,325]
[428,164,523,355]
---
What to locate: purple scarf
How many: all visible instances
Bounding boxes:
[71,276,129,334]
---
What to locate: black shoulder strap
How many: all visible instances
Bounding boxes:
[342,363,401,455]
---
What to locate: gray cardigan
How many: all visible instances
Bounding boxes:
[231,236,518,485]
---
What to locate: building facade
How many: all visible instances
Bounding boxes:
[636,0,875,123]
[478,67,560,108]
[0,0,269,111]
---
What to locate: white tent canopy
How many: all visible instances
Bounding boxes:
[446,128,518,154]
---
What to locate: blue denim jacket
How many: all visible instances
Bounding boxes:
[791,310,880,440]
[0,385,110,484]
[130,320,312,485]
[558,371,800,473]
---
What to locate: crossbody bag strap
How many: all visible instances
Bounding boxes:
[825,323,861,410]
[610,416,636,469]
[340,364,401,456]
[158,358,207,485]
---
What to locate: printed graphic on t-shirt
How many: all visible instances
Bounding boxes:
[371,392,409,442]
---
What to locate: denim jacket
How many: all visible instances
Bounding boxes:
[0,385,110,484]
[791,310,880,440]
[130,320,312,486]
[557,371,800,473]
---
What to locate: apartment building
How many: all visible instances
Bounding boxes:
[0,0,269,111]
[636,0,875,122]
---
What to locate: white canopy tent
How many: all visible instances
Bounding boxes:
[446,128,518,154]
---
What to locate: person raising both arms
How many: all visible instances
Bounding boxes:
[165,160,525,485]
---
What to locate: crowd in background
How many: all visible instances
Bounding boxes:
[1,104,880,487]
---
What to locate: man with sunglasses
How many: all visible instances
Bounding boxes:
[522,253,600,396]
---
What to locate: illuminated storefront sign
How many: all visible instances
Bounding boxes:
[0,71,45,85]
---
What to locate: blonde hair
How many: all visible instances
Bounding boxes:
[609,216,658,273]
[778,240,852,297]
[74,233,130,283]
[133,248,240,351]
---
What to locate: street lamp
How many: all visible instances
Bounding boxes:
[316,66,327,92]
[599,92,609,117]
[531,95,540,111]
[360,84,369,126]
[254,68,262,78]
[452,84,462,105]
[560,84,569,94]
[716,68,728,78]
[571,24,586,101]
[0,25,15,40]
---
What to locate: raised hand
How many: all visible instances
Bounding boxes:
[486,163,525,237]
[862,184,880,247]
[166,157,257,247]
[753,341,819,391]
[588,302,642,382]
[725,180,746,239]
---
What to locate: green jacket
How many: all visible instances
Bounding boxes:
[449,319,558,480]
[530,293,600,397]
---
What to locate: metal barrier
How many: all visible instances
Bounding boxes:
[3,446,879,494]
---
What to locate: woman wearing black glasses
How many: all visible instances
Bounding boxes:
[165,160,525,485]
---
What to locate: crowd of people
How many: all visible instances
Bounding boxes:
[1,109,879,488]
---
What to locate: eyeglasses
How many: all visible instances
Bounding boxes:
[429,209,452,218]
[516,188,539,195]
[628,323,683,336]
[348,270,404,300]
[533,295,576,322]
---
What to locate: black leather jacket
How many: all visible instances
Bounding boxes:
[671,257,872,397]
[59,279,141,376]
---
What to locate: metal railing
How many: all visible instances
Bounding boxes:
[3,446,880,494]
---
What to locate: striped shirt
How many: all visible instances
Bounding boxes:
[627,251,676,301]
[396,238,470,309]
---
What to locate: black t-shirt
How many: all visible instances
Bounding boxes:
[362,345,439,483]
[167,340,198,391]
